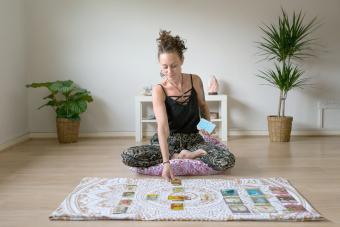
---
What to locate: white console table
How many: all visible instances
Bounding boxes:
[135,95,228,142]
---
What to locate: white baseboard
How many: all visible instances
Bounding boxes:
[29,131,135,138]
[2,130,339,152]
[29,130,340,139]
[143,130,340,136]
[229,130,340,136]
[0,133,30,152]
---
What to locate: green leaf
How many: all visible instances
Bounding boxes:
[76,100,87,113]
[257,62,307,93]
[43,94,55,100]
[26,82,52,88]
[49,80,74,94]
[38,100,56,109]
[257,8,318,62]
[71,91,93,102]
[68,102,81,114]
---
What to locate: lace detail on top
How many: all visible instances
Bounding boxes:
[159,74,194,106]
[168,88,193,105]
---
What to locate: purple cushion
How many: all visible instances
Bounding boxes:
[130,159,221,176]
[129,135,226,176]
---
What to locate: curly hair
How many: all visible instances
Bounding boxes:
[157,30,187,60]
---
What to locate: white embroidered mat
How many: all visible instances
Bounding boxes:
[50,177,322,221]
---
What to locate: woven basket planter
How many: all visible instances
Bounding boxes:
[56,118,80,143]
[267,116,293,142]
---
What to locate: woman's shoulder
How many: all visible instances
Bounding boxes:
[185,73,202,86]
[185,73,201,80]
[152,84,164,93]
[152,84,166,100]
[154,77,168,87]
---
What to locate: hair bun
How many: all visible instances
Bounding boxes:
[157,30,187,60]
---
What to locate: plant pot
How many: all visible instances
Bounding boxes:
[267,116,293,142]
[56,118,80,143]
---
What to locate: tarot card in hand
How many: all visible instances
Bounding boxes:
[197,118,216,134]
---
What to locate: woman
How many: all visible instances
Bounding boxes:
[122,30,235,181]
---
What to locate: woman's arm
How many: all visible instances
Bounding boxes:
[152,85,170,162]
[152,85,174,181]
[193,75,211,121]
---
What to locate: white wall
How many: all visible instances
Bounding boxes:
[25,0,340,134]
[0,0,28,144]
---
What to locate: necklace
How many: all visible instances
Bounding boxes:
[167,73,184,99]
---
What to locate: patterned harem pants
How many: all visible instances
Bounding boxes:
[121,133,235,171]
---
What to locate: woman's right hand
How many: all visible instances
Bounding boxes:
[162,163,175,181]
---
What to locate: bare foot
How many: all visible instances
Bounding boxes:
[177,149,207,159]
[172,153,179,159]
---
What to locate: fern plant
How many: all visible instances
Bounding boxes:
[26,80,93,120]
[257,8,318,116]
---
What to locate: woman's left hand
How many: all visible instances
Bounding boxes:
[199,129,210,137]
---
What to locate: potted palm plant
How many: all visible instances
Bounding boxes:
[257,9,318,142]
[26,80,93,143]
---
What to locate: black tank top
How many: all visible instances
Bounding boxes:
[159,74,200,133]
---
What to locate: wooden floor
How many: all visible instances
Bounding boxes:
[0,136,340,227]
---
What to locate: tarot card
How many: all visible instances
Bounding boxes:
[173,187,184,193]
[284,204,307,212]
[246,188,264,196]
[269,186,289,195]
[276,195,297,203]
[254,205,277,213]
[112,205,128,214]
[220,189,238,196]
[118,199,132,206]
[197,118,216,134]
[224,196,243,204]
[146,194,159,201]
[122,191,135,198]
[125,184,137,191]
[228,204,250,214]
[168,195,185,201]
[171,203,184,210]
[171,178,182,186]
[251,196,270,205]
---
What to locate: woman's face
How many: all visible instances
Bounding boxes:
[159,52,183,79]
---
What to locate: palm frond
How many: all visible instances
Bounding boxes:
[257,8,318,62]
[257,62,307,93]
